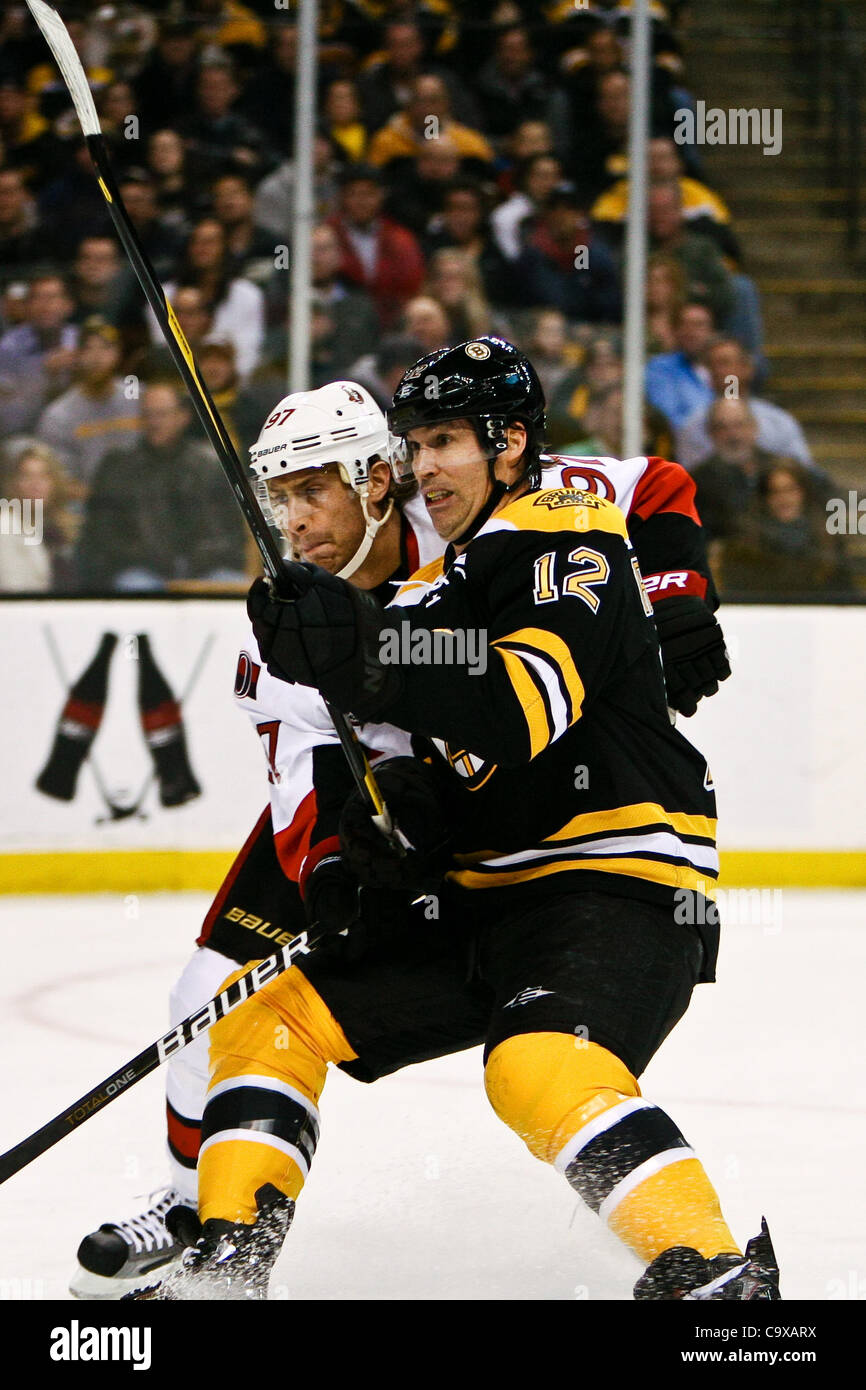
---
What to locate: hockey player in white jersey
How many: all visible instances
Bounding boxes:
[73,368,731,1300]
[70,381,442,1298]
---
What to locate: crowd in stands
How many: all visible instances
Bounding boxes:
[0,0,850,598]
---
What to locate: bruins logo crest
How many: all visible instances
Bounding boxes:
[533,488,603,511]
[465,341,491,360]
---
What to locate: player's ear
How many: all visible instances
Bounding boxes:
[497,422,528,486]
[367,458,393,508]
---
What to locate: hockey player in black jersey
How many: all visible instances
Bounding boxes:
[146,336,778,1302]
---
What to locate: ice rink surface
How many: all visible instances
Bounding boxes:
[0,889,863,1302]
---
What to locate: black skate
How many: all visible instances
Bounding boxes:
[70,1187,194,1300]
[634,1218,781,1300]
[124,1184,294,1301]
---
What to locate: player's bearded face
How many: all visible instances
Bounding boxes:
[265,466,366,574]
[404,421,494,542]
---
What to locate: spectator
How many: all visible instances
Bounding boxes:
[383,134,463,240]
[523,307,583,401]
[237,19,296,154]
[423,247,496,342]
[180,59,275,185]
[401,295,454,354]
[561,25,624,128]
[559,380,672,460]
[308,223,380,384]
[690,399,787,541]
[321,79,368,164]
[0,273,78,435]
[646,252,686,353]
[676,337,815,471]
[502,118,555,170]
[134,13,201,131]
[76,379,246,592]
[38,138,113,255]
[326,165,425,330]
[357,20,424,130]
[0,279,29,334]
[0,167,43,278]
[0,437,78,593]
[511,181,622,323]
[211,171,275,282]
[568,69,632,202]
[98,81,139,152]
[36,318,142,489]
[135,283,213,380]
[473,24,570,153]
[197,335,269,460]
[151,217,265,379]
[356,20,477,134]
[117,172,185,281]
[644,300,715,429]
[547,330,623,448]
[346,333,426,412]
[0,72,57,187]
[185,0,266,64]
[423,179,512,303]
[70,235,125,323]
[648,182,734,328]
[592,137,740,265]
[367,73,494,175]
[490,153,563,261]
[561,382,627,456]
[719,460,851,596]
[146,128,198,233]
[252,132,339,241]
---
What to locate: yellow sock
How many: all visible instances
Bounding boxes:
[198,964,356,1225]
[485,1032,739,1264]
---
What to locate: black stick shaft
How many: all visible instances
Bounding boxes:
[83,138,391,825]
[0,930,318,1186]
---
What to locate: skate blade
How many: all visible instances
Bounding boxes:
[69,1256,183,1301]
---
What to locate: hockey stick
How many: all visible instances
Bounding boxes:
[24,0,407,851]
[0,929,320,1186]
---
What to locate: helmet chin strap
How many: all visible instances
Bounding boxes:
[336,490,394,579]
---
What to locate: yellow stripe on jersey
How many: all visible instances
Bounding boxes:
[491,645,551,759]
[493,626,586,742]
[492,489,629,540]
[450,857,717,896]
[547,802,717,844]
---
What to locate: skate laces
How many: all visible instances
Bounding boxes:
[110,1188,185,1255]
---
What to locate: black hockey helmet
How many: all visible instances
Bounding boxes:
[388,335,547,482]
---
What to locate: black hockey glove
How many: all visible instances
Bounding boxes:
[303,853,408,961]
[304,853,362,935]
[340,757,453,896]
[653,595,731,717]
[247,568,402,721]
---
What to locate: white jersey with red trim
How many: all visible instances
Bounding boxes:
[539,454,714,606]
[233,494,443,893]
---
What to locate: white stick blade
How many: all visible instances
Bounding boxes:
[26,0,101,137]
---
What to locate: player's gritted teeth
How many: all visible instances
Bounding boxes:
[423,488,454,511]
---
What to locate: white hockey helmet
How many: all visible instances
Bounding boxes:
[249,381,394,579]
